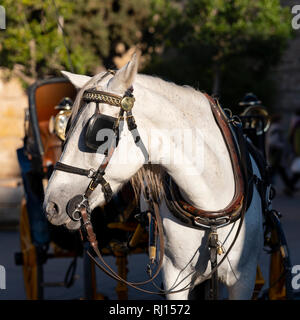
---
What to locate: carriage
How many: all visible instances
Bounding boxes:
[14,77,149,300]
[239,101,294,300]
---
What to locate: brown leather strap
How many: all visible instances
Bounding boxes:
[80,201,167,294]
[80,207,98,250]
[99,145,115,171]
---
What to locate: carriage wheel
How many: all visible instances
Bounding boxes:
[267,210,293,300]
[268,228,286,300]
[19,199,44,300]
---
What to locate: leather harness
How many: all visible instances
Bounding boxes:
[52,72,266,298]
[164,95,254,230]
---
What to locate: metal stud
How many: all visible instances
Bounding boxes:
[121,96,135,111]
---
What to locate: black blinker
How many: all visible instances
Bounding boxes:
[85,114,116,153]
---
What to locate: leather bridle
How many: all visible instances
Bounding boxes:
[55,86,136,205]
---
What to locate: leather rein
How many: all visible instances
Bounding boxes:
[53,75,252,297]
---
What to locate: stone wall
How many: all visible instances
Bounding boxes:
[0,46,137,181]
[0,69,27,179]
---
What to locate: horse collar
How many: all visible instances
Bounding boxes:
[164,94,254,230]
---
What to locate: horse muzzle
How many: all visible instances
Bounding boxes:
[45,201,66,225]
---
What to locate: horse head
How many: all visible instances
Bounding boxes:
[44,53,148,230]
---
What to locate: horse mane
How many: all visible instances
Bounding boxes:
[129,164,166,205]
[128,75,205,205]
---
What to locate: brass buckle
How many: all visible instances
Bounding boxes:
[102,182,110,190]
[88,180,96,191]
[121,96,135,111]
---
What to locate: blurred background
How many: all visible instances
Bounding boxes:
[1,0,299,186]
[0,0,300,300]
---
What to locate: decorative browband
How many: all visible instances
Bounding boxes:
[82,89,135,112]
[83,90,122,106]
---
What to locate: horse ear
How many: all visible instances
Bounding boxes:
[61,71,91,89]
[108,52,140,92]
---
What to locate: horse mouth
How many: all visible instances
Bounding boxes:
[45,201,68,226]
[64,217,81,230]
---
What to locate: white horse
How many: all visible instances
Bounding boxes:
[44,53,263,299]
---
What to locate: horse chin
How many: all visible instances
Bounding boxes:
[64,218,81,231]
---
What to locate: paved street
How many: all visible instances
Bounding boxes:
[0,180,299,300]
[0,230,163,300]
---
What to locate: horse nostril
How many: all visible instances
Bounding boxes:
[46,201,60,217]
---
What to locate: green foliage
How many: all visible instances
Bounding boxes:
[0,0,75,80]
[183,0,291,60]
[144,0,293,111]
[0,0,167,82]
[0,0,293,110]
[63,0,169,68]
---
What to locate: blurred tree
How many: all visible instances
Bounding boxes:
[145,0,293,111]
[0,0,293,111]
[0,0,76,84]
[0,0,169,84]
[64,0,171,70]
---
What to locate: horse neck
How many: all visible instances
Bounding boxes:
[134,75,235,211]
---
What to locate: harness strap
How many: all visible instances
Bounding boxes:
[80,192,249,296]
[54,161,114,203]
[54,162,92,177]
[80,201,168,295]
[208,226,219,300]
[85,171,113,203]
